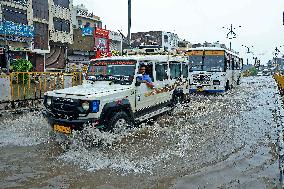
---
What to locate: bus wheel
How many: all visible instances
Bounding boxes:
[225,81,230,91]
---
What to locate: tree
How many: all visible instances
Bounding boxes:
[11,58,33,72]
[11,59,33,84]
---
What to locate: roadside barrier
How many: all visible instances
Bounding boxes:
[274,74,284,94]
[0,72,82,103]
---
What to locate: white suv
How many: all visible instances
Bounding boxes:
[43,55,189,134]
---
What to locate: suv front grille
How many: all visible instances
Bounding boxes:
[51,98,81,119]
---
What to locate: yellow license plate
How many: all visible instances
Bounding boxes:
[197,87,204,92]
[54,124,71,134]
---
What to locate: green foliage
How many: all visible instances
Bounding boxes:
[11,59,33,84]
[11,58,33,72]
[243,67,258,77]
[249,67,258,76]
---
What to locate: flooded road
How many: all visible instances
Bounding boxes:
[0,76,281,189]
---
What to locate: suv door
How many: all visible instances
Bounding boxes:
[155,62,173,105]
[135,63,156,113]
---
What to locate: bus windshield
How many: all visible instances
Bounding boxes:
[88,60,136,84]
[188,56,203,71]
[188,50,225,72]
[203,55,225,72]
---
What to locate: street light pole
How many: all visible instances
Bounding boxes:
[222,24,241,51]
[274,46,281,72]
[242,45,253,65]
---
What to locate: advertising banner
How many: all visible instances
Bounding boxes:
[94,28,110,58]
[82,27,94,36]
[0,21,34,38]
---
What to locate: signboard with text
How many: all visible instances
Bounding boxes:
[205,50,225,56]
[0,21,34,38]
[187,50,203,56]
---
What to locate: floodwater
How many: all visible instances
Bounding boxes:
[0,76,281,189]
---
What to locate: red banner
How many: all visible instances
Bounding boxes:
[94,28,110,58]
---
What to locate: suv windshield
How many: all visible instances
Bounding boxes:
[88,60,136,84]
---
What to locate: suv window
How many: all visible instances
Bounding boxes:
[170,62,181,79]
[139,63,154,82]
[156,62,168,81]
[182,64,189,78]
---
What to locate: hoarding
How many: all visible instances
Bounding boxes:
[94,28,110,58]
[82,27,94,36]
[0,21,34,37]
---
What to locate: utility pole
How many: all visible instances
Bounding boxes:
[127,0,131,47]
[253,57,260,68]
[222,24,241,51]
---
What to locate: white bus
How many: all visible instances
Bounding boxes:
[186,47,243,93]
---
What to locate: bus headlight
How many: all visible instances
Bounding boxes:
[92,100,100,113]
[82,101,90,111]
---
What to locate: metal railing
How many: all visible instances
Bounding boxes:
[0,72,82,103]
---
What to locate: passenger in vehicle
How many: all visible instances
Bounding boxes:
[138,65,154,89]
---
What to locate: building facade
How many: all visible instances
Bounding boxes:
[0,0,34,70]
[68,4,123,65]
[68,4,101,64]
[131,31,179,52]
[0,0,73,72]
[109,31,123,54]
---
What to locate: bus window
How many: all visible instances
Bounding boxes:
[156,63,168,81]
[170,62,181,79]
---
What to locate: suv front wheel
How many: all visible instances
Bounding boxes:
[108,111,132,133]
[172,93,185,106]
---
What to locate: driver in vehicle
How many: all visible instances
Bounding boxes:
[137,65,154,89]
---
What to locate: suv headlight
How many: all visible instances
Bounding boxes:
[47,97,52,106]
[92,100,100,113]
[82,101,90,111]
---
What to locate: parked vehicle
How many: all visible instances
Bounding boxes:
[186,47,243,92]
[43,55,189,135]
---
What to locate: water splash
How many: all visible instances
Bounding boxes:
[0,111,49,147]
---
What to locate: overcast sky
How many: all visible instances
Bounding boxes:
[73,0,284,64]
